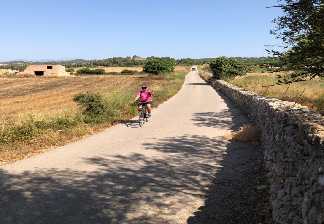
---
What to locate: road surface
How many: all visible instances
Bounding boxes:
[0,72,260,224]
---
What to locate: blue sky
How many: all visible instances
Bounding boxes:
[0,0,281,61]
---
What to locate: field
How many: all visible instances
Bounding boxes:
[0,76,139,120]
[174,65,191,73]
[97,66,143,73]
[0,72,186,164]
[228,72,324,114]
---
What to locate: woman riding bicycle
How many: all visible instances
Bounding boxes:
[135,84,153,117]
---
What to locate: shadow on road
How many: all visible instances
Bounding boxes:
[0,135,230,224]
[192,100,249,131]
[0,92,265,224]
[188,90,268,224]
[187,83,210,86]
[186,141,263,224]
[121,119,141,128]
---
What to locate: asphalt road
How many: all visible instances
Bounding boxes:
[0,72,260,224]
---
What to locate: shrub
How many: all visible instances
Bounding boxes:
[77,68,105,75]
[121,69,136,75]
[49,115,80,130]
[210,57,247,80]
[144,57,176,74]
[66,68,75,74]
[0,115,80,144]
[73,93,108,123]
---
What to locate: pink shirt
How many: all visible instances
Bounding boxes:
[137,89,152,103]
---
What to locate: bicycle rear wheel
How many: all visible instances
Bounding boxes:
[139,110,145,127]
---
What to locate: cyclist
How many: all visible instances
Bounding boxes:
[135,84,153,117]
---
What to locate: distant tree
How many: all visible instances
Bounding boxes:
[176,58,215,66]
[0,63,28,71]
[144,57,176,74]
[210,57,247,79]
[66,68,75,74]
[77,68,105,75]
[271,0,324,81]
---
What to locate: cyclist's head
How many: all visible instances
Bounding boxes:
[141,83,148,90]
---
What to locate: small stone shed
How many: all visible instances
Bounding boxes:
[19,65,70,77]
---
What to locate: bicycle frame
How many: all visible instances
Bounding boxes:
[138,103,148,127]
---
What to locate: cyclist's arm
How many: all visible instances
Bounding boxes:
[134,92,140,101]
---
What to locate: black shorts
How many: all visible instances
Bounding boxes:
[138,102,151,106]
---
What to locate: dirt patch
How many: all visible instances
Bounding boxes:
[175,65,190,73]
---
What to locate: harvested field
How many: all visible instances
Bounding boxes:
[98,66,143,73]
[0,76,138,120]
[175,65,190,73]
[0,74,186,121]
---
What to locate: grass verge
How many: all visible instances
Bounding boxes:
[0,72,186,164]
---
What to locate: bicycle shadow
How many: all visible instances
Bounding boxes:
[121,119,141,128]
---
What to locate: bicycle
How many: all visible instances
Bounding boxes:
[138,102,149,127]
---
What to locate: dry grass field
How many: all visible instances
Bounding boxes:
[98,66,143,73]
[198,68,324,115]
[0,76,138,120]
[0,74,186,121]
[229,72,324,114]
[0,72,186,164]
[174,65,191,73]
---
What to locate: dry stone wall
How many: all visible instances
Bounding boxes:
[209,79,324,224]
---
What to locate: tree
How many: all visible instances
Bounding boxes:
[271,0,324,81]
[143,57,176,74]
[209,57,247,80]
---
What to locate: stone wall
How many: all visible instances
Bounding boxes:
[209,79,324,224]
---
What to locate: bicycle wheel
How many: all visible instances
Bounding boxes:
[143,105,149,122]
[139,110,145,127]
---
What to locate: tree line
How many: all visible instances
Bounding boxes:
[0,56,280,73]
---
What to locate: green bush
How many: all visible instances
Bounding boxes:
[210,57,247,80]
[73,93,108,123]
[66,68,75,74]
[121,69,136,75]
[77,68,105,75]
[144,57,176,74]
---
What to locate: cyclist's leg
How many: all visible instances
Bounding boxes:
[147,103,152,116]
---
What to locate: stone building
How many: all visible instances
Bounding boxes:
[18,65,69,77]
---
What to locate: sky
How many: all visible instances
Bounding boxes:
[0,0,282,61]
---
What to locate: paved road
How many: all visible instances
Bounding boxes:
[0,72,260,224]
